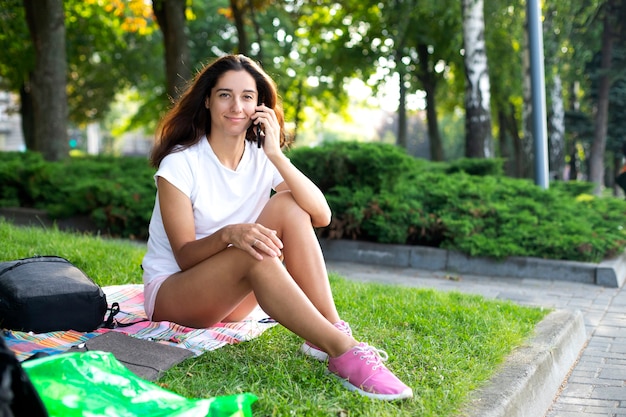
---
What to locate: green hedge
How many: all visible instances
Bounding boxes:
[287,142,626,263]
[2,143,625,263]
[0,152,155,239]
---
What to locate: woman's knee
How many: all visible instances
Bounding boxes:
[261,191,310,226]
[268,190,299,209]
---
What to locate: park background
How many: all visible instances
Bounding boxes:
[0,0,625,198]
[2,0,626,267]
[1,2,626,416]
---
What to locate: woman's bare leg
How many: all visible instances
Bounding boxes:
[222,292,258,322]
[257,191,341,323]
[152,247,356,357]
[173,191,339,324]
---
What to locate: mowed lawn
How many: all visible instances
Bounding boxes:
[1,220,548,416]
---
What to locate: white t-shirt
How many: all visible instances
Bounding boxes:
[141,137,284,285]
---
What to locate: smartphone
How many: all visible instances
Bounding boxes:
[256,100,264,148]
[256,123,263,148]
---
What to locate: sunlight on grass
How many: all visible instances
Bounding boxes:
[1,219,145,285]
[1,220,549,416]
[162,279,547,417]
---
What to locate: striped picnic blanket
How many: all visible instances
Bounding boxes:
[4,284,276,361]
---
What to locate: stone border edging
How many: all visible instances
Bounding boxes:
[319,239,626,288]
[462,309,587,417]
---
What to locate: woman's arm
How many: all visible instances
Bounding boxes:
[271,155,332,228]
[158,177,282,270]
[253,104,331,228]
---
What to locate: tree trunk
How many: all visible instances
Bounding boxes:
[392,2,411,151]
[247,0,263,62]
[498,103,522,177]
[19,82,35,151]
[613,152,622,196]
[153,0,191,101]
[497,109,509,168]
[461,0,493,158]
[548,73,566,180]
[417,43,443,161]
[566,81,580,180]
[509,106,524,178]
[543,7,566,181]
[423,83,443,161]
[589,7,614,195]
[230,0,248,55]
[521,26,534,178]
[396,69,408,149]
[23,0,68,161]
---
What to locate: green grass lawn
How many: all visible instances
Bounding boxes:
[1,220,549,416]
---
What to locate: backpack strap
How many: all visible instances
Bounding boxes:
[102,303,148,329]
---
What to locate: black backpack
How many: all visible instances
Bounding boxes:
[0,256,108,333]
[0,333,48,417]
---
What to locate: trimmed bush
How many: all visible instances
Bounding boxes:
[288,142,626,263]
[0,152,155,239]
[2,143,626,262]
[0,151,49,207]
[287,141,426,193]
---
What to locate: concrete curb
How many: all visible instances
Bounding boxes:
[461,309,587,417]
[320,239,626,288]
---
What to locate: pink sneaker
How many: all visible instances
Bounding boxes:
[327,342,413,401]
[300,320,352,361]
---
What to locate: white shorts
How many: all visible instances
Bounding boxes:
[143,274,171,321]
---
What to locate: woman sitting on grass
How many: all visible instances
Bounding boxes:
[141,54,412,401]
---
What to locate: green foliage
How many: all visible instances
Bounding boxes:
[0,151,49,207]
[0,1,33,88]
[289,142,626,263]
[286,141,426,194]
[428,175,621,262]
[0,1,164,128]
[549,179,596,197]
[444,157,505,176]
[3,141,626,262]
[0,152,155,239]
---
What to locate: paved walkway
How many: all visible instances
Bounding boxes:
[325,261,626,417]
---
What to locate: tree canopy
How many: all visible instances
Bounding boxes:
[0,0,624,193]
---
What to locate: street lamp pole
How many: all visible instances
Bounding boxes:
[527,0,550,189]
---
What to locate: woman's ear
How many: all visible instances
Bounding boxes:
[205,97,210,109]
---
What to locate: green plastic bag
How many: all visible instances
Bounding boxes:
[22,351,257,417]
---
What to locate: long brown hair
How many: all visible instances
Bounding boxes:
[150,54,287,168]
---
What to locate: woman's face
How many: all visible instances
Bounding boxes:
[206,70,258,138]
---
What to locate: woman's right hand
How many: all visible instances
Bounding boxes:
[223,223,283,261]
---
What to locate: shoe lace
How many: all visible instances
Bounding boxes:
[354,344,389,370]
[335,321,352,336]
